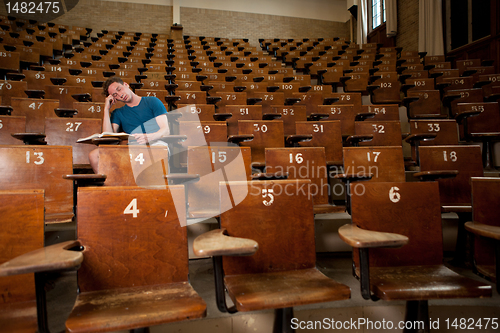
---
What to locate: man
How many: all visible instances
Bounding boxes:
[88,77,170,172]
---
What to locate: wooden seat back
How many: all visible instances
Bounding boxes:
[343,146,406,182]
[406,90,443,118]
[0,145,73,223]
[265,147,330,206]
[220,179,316,275]
[177,104,216,122]
[317,104,356,138]
[361,104,400,121]
[0,189,44,331]
[418,145,483,207]
[355,120,402,146]
[98,145,170,187]
[44,85,84,109]
[0,80,28,106]
[45,117,102,166]
[237,120,284,167]
[186,146,251,219]
[224,105,262,136]
[271,105,307,136]
[10,97,60,133]
[67,185,206,331]
[295,120,343,165]
[351,181,443,267]
[469,177,500,281]
[0,115,26,144]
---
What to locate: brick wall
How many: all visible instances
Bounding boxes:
[1,1,349,46]
[0,0,174,35]
[181,7,350,47]
[396,0,419,51]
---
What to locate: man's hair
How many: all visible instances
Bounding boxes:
[103,77,124,96]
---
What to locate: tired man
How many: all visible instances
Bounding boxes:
[88,77,170,172]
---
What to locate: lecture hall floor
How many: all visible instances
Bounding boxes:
[46,212,500,333]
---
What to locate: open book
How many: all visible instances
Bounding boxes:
[76,132,130,143]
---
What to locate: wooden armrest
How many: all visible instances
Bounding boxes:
[165,173,200,184]
[455,110,481,124]
[413,170,459,181]
[247,97,263,105]
[334,172,373,182]
[0,105,13,115]
[54,108,78,117]
[228,134,254,144]
[63,174,107,186]
[355,112,376,121]
[157,135,187,144]
[193,228,258,257]
[251,172,288,180]
[404,133,437,144]
[262,113,281,120]
[0,240,83,277]
[338,224,409,249]
[11,133,47,145]
[308,113,330,121]
[213,113,232,121]
[323,97,339,105]
[345,134,373,146]
[465,222,500,241]
[298,86,312,93]
[286,134,313,145]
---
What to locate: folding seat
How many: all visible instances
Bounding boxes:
[368,71,402,104]
[0,145,74,223]
[183,146,251,220]
[293,120,343,166]
[72,101,106,119]
[96,145,170,187]
[10,97,60,133]
[44,117,102,167]
[339,181,491,332]
[443,88,484,119]
[177,120,228,167]
[404,90,445,119]
[475,73,500,98]
[193,179,350,331]
[229,119,284,169]
[349,120,403,147]
[455,101,500,169]
[465,177,500,293]
[44,84,85,109]
[415,144,484,265]
[360,104,400,120]
[0,189,82,332]
[216,105,263,136]
[402,77,436,95]
[0,114,26,144]
[404,119,459,166]
[1,185,207,332]
[269,104,307,136]
[0,79,28,106]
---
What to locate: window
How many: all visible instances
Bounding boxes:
[371,0,386,30]
[446,0,491,51]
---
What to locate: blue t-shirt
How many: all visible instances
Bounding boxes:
[110,96,167,134]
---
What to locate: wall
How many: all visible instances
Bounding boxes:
[396,0,419,52]
[0,0,351,46]
[181,8,350,46]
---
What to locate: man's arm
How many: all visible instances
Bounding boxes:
[103,95,120,133]
[132,114,170,144]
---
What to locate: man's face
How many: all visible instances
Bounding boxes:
[108,82,132,103]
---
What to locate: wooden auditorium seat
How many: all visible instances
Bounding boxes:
[465,177,500,293]
[64,185,206,332]
[339,181,492,332]
[265,147,345,214]
[0,189,82,332]
[193,179,350,332]
[0,145,74,223]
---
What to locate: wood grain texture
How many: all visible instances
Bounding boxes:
[338,224,408,248]
[218,180,350,311]
[238,120,284,166]
[98,145,170,187]
[68,185,205,332]
[419,145,483,206]
[0,240,82,276]
[0,189,44,331]
[343,146,405,182]
[0,146,73,221]
[193,228,258,257]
